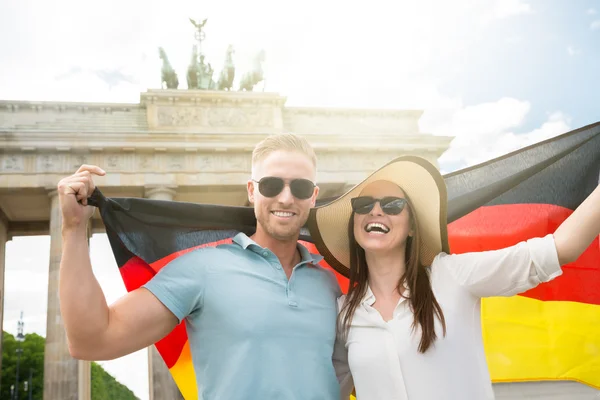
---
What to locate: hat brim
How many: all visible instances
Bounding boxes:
[307,156,449,278]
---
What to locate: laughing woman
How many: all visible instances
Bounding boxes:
[308,156,600,400]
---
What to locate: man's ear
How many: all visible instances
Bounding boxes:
[247,180,255,204]
[311,185,320,207]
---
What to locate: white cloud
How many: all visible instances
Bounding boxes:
[591,20,600,30]
[422,97,531,139]
[587,8,597,15]
[480,0,532,24]
[460,111,570,166]
[567,46,582,56]
[492,0,532,18]
[421,99,571,172]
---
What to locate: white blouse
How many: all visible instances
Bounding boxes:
[334,235,562,400]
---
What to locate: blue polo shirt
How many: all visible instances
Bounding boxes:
[143,233,342,400]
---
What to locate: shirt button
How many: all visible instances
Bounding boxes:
[262,251,269,257]
[288,301,298,307]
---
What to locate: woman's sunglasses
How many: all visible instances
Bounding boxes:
[351,196,408,215]
[252,176,316,200]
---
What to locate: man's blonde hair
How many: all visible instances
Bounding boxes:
[252,133,317,173]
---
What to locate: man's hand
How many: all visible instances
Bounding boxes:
[57,165,105,231]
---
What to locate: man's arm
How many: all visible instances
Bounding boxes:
[61,228,178,360]
[333,332,354,400]
[58,165,178,360]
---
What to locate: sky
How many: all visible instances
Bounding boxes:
[1,0,600,399]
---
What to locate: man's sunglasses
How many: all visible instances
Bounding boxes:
[350,196,408,215]
[252,176,316,200]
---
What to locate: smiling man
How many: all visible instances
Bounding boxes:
[57,133,343,400]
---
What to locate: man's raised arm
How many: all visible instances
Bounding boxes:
[58,165,178,360]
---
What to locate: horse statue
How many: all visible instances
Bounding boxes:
[217,45,235,91]
[238,49,266,91]
[158,47,179,89]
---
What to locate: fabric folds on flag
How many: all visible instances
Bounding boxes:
[89,122,600,398]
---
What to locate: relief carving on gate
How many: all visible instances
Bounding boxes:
[157,106,204,126]
[1,155,25,172]
[155,105,273,129]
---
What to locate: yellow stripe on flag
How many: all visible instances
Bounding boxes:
[482,295,600,389]
[169,340,198,400]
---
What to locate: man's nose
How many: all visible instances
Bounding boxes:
[277,184,294,204]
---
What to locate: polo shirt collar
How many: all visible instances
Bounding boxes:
[232,232,323,265]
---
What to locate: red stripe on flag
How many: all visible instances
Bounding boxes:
[449,204,600,305]
[119,256,186,367]
[155,322,188,368]
[119,256,156,292]
[149,237,234,272]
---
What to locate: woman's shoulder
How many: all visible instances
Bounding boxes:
[428,252,463,289]
[430,251,466,276]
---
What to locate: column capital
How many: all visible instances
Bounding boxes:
[46,187,59,198]
[144,185,177,200]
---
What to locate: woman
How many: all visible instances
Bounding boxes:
[307,156,600,400]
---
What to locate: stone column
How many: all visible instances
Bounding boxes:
[144,186,183,400]
[0,212,8,393]
[43,190,79,400]
[77,360,91,400]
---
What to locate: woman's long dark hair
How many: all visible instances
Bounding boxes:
[339,195,446,353]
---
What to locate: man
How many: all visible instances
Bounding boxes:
[58,133,343,399]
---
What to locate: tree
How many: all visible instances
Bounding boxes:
[91,362,138,400]
[2,331,139,400]
[1,331,44,400]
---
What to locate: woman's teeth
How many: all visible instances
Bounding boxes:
[365,222,390,234]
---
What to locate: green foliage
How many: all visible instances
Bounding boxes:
[1,331,138,400]
[91,362,138,400]
[1,331,44,400]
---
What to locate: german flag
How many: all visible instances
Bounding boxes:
[89,122,600,399]
[444,122,600,387]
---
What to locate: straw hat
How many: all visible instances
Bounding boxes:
[307,155,449,278]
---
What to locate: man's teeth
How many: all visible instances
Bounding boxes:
[365,222,390,234]
[272,211,294,217]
